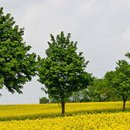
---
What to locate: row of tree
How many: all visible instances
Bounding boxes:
[0,7,91,115]
[1,7,130,115]
[40,59,130,112]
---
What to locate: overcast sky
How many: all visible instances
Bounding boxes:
[0,0,130,104]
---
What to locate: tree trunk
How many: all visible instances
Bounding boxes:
[61,102,65,115]
[123,100,126,112]
[122,95,127,112]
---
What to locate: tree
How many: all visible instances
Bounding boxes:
[69,89,90,102]
[39,97,49,104]
[70,91,83,102]
[38,32,92,115]
[0,7,37,94]
[105,60,130,111]
[88,78,115,102]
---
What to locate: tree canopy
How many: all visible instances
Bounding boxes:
[38,32,92,114]
[105,60,130,111]
[39,97,49,104]
[0,7,37,94]
[88,78,115,102]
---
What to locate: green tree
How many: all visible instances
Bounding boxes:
[38,32,92,115]
[0,7,37,94]
[88,78,115,102]
[105,60,130,111]
[39,97,49,104]
[69,88,90,102]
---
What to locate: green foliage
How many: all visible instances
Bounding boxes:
[88,78,116,102]
[0,7,37,93]
[38,32,92,114]
[69,77,119,102]
[105,60,130,99]
[69,88,90,102]
[105,60,130,111]
[39,97,49,104]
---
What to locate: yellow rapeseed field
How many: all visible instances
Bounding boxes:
[0,112,130,130]
[0,101,130,129]
[0,101,129,120]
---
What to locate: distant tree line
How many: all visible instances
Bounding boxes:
[40,75,130,104]
[1,7,130,115]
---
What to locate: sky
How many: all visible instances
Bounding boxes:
[0,0,130,104]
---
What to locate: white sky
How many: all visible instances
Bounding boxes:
[0,0,130,104]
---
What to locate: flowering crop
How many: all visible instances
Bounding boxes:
[0,102,130,129]
[0,101,130,121]
[0,112,130,130]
